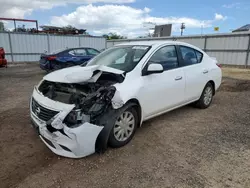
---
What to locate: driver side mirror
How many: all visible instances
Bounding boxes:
[142,63,164,76]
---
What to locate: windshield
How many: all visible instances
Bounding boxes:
[86,45,150,72]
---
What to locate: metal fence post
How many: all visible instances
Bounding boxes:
[204,35,207,52]
[47,34,50,53]
[245,34,250,68]
[8,32,14,63]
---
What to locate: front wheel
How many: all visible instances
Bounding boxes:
[108,105,138,148]
[195,83,214,109]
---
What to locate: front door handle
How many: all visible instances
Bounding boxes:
[203,70,209,74]
[175,76,182,81]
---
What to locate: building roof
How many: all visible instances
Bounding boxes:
[232,24,250,32]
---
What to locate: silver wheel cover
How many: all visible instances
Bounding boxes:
[114,111,135,142]
[204,86,213,105]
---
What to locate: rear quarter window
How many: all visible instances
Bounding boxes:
[195,50,203,63]
[179,46,204,66]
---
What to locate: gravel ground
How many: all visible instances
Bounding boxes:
[0,64,250,188]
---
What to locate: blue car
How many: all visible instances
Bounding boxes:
[39,47,100,72]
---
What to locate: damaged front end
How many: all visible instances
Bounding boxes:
[30,68,125,158]
[39,79,118,126]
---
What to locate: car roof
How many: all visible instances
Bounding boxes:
[63,47,100,52]
[115,40,203,52]
[115,40,193,47]
[67,47,96,50]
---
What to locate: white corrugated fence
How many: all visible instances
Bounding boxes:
[0,32,106,62]
[1,31,250,66]
[107,32,250,67]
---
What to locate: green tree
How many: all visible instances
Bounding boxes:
[102,34,110,39]
[102,33,126,40]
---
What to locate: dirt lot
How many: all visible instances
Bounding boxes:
[0,64,250,188]
[222,67,250,80]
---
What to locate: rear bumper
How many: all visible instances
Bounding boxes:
[40,60,67,71]
[39,60,51,70]
[30,87,104,158]
[214,69,222,91]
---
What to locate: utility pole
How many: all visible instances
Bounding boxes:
[180,23,185,36]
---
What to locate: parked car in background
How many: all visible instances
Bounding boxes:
[0,47,7,68]
[39,47,100,72]
[30,41,222,158]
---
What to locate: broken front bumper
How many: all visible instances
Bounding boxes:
[30,87,104,158]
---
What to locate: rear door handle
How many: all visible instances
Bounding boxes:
[203,70,209,74]
[175,76,182,81]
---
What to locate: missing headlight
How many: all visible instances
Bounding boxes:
[64,86,116,127]
[64,109,90,127]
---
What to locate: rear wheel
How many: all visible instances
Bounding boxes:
[108,105,138,148]
[195,82,214,109]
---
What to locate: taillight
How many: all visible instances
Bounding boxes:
[216,63,221,68]
[47,56,57,61]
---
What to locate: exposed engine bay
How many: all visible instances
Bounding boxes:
[38,71,124,126]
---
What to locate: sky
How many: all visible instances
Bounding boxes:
[0,0,249,38]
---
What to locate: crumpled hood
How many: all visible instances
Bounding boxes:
[43,65,124,83]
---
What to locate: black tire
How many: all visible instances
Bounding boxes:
[195,82,214,109]
[108,104,138,148]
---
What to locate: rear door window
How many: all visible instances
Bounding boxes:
[74,49,87,56]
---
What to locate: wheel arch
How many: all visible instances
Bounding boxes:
[207,80,215,95]
[125,98,143,127]
[95,98,143,153]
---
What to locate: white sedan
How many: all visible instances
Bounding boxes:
[30,41,222,158]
